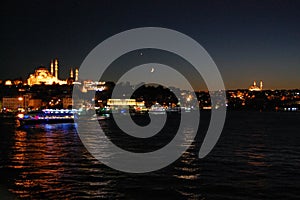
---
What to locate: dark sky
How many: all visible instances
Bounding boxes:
[1,0,300,90]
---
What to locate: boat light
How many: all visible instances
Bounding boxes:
[17,113,24,119]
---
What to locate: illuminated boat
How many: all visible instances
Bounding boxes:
[148,103,166,115]
[18,109,77,125]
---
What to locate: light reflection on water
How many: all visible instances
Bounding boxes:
[0,112,300,199]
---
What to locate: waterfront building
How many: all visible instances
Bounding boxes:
[107,99,146,112]
[107,99,137,106]
[2,97,28,111]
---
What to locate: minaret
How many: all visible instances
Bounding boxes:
[253,81,256,86]
[54,59,58,79]
[70,68,73,78]
[75,68,79,81]
[50,60,54,75]
[260,80,263,90]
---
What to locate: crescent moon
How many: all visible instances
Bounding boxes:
[150,67,155,73]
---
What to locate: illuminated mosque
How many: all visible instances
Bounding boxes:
[27,59,79,86]
[249,80,263,91]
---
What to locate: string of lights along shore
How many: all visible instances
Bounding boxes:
[27,58,79,86]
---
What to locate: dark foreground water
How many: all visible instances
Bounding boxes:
[0,111,300,199]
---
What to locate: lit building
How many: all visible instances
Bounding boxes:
[107,99,146,112]
[249,80,263,91]
[27,67,66,85]
[5,80,12,85]
[82,80,106,91]
[2,97,28,111]
[107,99,137,106]
[27,59,79,86]
[13,79,23,85]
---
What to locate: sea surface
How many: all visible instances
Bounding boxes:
[0,111,300,199]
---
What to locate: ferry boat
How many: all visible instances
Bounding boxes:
[18,109,77,125]
[148,103,166,115]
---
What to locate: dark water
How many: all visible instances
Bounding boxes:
[0,111,300,199]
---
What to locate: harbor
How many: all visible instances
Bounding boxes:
[1,111,300,199]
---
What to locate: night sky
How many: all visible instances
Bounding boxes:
[1,0,300,90]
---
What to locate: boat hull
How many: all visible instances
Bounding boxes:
[19,118,74,125]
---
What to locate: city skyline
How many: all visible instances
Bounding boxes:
[1,0,300,90]
[0,55,295,91]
